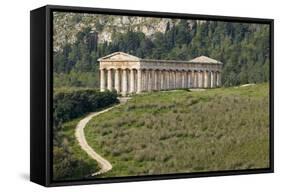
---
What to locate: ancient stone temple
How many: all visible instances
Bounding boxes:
[98,52,223,96]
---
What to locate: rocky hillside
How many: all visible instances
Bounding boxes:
[53,12,197,51]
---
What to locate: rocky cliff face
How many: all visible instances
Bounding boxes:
[53,12,197,51]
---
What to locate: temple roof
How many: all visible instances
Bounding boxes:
[98,52,222,64]
[188,56,222,64]
[98,52,141,61]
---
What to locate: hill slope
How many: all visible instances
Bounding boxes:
[84,84,270,177]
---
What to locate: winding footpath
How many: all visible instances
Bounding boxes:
[75,97,130,176]
[75,106,116,176]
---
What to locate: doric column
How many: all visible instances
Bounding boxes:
[187,71,191,88]
[204,71,208,88]
[171,71,174,89]
[177,71,181,88]
[177,71,182,88]
[107,69,112,91]
[214,72,217,88]
[137,69,142,93]
[114,69,120,93]
[122,69,127,96]
[146,70,149,91]
[164,71,166,90]
[130,69,135,93]
[154,70,158,90]
[210,71,214,88]
[181,71,185,88]
[201,71,205,88]
[164,71,167,90]
[185,71,189,88]
[196,71,199,88]
[143,69,147,91]
[201,71,204,88]
[160,70,164,90]
[167,71,171,89]
[197,71,202,88]
[197,71,200,88]
[216,72,221,87]
[190,70,194,88]
[174,71,177,88]
[175,71,178,88]
[134,70,137,92]
[144,69,148,91]
[100,69,106,92]
[193,71,197,88]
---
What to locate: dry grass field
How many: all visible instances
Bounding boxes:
[83,83,270,177]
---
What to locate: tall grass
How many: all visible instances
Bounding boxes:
[84,83,270,177]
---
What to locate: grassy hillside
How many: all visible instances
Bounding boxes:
[53,117,99,180]
[84,83,270,177]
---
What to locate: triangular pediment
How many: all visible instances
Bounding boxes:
[98,52,141,61]
[189,56,222,64]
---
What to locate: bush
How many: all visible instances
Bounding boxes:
[53,88,118,125]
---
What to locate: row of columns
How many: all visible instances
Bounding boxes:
[100,68,221,96]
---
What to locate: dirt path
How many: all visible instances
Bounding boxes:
[75,106,116,176]
[75,97,130,176]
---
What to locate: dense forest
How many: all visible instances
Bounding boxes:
[54,18,270,88]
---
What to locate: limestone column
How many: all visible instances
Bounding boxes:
[154,70,158,90]
[185,71,189,88]
[177,71,181,88]
[164,70,167,90]
[164,71,166,90]
[196,71,200,88]
[181,71,185,88]
[134,70,137,92]
[177,71,179,88]
[193,71,197,88]
[201,71,205,88]
[143,69,147,91]
[160,70,163,90]
[190,70,194,88]
[204,71,208,88]
[137,69,142,93]
[100,69,106,92]
[168,71,171,89]
[147,70,150,92]
[144,69,148,91]
[217,72,221,87]
[197,71,201,88]
[213,72,217,88]
[114,69,120,93]
[107,69,112,91]
[122,69,127,95]
[167,71,171,89]
[130,69,135,93]
[141,69,145,91]
[187,71,191,88]
[210,71,214,88]
[171,71,174,89]
[175,71,178,88]
[196,71,199,88]
[173,71,177,89]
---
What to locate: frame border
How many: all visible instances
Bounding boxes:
[41,4,274,187]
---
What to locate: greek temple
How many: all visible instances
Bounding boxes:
[98,52,223,96]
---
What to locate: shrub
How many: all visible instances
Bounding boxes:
[53,88,118,125]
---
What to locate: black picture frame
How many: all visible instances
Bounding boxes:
[30,4,274,187]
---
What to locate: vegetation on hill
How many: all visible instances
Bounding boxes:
[84,84,269,177]
[52,88,119,180]
[53,13,270,88]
